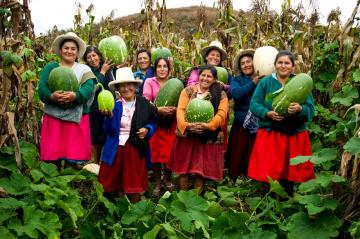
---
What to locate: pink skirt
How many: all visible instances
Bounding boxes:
[248,129,315,183]
[98,143,148,193]
[168,136,224,181]
[40,114,91,161]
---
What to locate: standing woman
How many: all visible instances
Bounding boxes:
[38,32,96,166]
[227,49,262,179]
[248,50,315,196]
[168,65,229,193]
[98,67,157,203]
[133,48,155,95]
[143,57,177,196]
[83,46,115,164]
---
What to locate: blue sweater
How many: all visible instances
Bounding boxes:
[101,98,156,168]
[230,74,257,123]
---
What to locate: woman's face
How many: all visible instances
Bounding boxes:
[60,40,78,63]
[86,51,101,68]
[199,69,215,90]
[155,59,169,80]
[239,55,254,76]
[137,52,151,71]
[117,83,136,101]
[205,49,221,66]
[275,55,294,78]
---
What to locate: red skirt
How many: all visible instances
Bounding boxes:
[40,114,91,161]
[168,136,224,181]
[227,122,256,176]
[98,143,148,193]
[248,129,315,183]
[150,119,177,164]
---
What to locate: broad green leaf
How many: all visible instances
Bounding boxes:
[212,210,250,239]
[352,68,360,82]
[290,156,311,165]
[242,227,277,239]
[204,191,218,201]
[57,194,84,228]
[349,220,360,238]
[217,186,235,199]
[0,197,26,209]
[268,177,288,198]
[0,151,17,172]
[0,209,17,224]
[161,223,177,239]
[343,137,360,155]
[39,162,59,177]
[19,141,38,169]
[331,85,358,107]
[286,211,341,239]
[195,220,210,239]
[79,223,104,239]
[0,173,32,195]
[298,172,345,192]
[310,148,338,165]
[30,169,44,182]
[143,224,161,239]
[245,197,261,210]
[0,226,15,239]
[121,199,154,225]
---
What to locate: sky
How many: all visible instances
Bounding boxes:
[29,0,359,35]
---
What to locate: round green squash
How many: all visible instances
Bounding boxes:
[151,47,172,65]
[215,66,228,84]
[185,98,215,123]
[272,73,313,115]
[98,36,128,65]
[155,78,184,107]
[48,66,79,92]
[97,83,115,111]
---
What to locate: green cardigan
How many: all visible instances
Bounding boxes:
[38,62,96,114]
[249,73,314,134]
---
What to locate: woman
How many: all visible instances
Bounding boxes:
[227,49,262,179]
[83,46,115,164]
[168,65,229,193]
[98,67,157,203]
[143,57,177,196]
[38,32,96,167]
[133,48,154,95]
[248,50,315,196]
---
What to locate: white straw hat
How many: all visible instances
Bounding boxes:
[200,40,228,62]
[51,32,86,59]
[233,49,255,74]
[108,67,143,91]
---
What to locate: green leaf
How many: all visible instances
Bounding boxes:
[298,172,345,192]
[204,191,218,201]
[194,220,210,239]
[290,156,311,165]
[121,199,154,225]
[268,177,288,198]
[212,210,250,239]
[30,169,44,182]
[0,173,32,195]
[0,226,15,239]
[331,84,359,106]
[286,211,341,239]
[352,68,360,83]
[39,162,59,177]
[310,148,338,165]
[0,209,17,224]
[217,186,235,199]
[343,137,360,155]
[0,197,26,209]
[143,224,161,239]
[242,227,277,239]
[161,223,178,239]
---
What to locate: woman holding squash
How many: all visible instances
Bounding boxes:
[83,46,115,164]
[168,65,229,193]
[248,50,315,196]
[143,57,177,196]
[38,32,96,167]
[98,67,157,203]
[227,49,263,179]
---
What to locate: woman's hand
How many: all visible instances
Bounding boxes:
[137,127,149,139]
[288,102,302,115]
[99,109,113,118]
[252,74,266,84]
[50,90,65,104]
[187,123,208,134]
[61,91,77,103]
[100,60,114,75]
[266,111,284,121]
[157,106,176,117]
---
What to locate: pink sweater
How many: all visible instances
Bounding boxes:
[143,77,161,103]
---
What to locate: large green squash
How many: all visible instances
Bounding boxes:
[155,78,184,107]
[48,66,79,92]
[215,66,228,84]
[271,73,313,115]
[185,98,215,123]
[151,47,172,64]
[99,36,128,65]
[97,83,115,111]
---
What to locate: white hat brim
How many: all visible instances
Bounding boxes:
[108,79,143,91]
[51,32,86,59]
[232,49,255,74]
[200,46,228,62]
